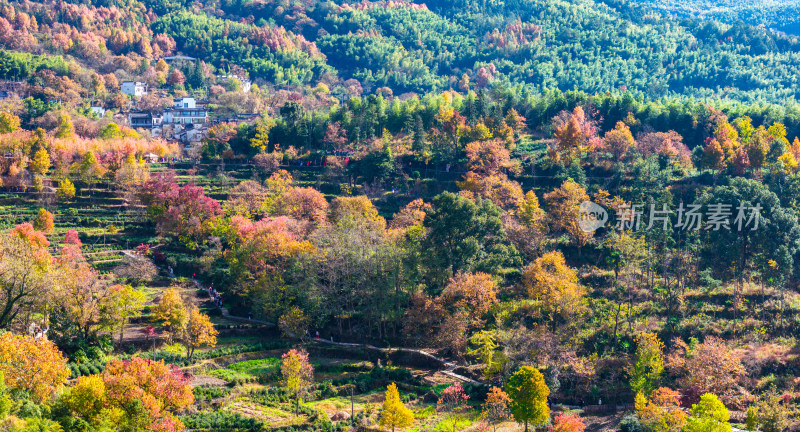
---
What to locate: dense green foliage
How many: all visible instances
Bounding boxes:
[632,0,800,36]
[5,0,800,101]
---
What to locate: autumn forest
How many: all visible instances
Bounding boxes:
[2,0,800,431]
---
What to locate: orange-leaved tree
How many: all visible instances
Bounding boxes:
[0,224,54,329]
[635,387,686,432]
[103,357,194,431]
[543,179,592,249]
[0,332,69,402]
[482,386,511,432]
[551,412,586,432]
[32,208,55,234]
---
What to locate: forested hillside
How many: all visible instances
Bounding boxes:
[4,0,800,431]
[630,0,800,36]
[4,0,800,101]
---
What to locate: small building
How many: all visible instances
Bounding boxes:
[173,97,196,109]
[128,112,163,137]
[174,123,208,144]
[163,55,197,68]
[90,107,106,117]
[163,98,209,126]
[217,74,252,93]
[121,81,148,97]
[144,153,160,163]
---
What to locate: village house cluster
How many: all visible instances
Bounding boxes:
[126,95,210,145]
[120,71,254,148]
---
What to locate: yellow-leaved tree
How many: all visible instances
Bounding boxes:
[520,251,585,330]
[379,383,414,432]
[281,349,313,415]
[183,307,218,359]
[505,366,550,432]
[630,332,664,397]
[29,148,51,175]
[543,179,592,250]
[153,288,187,342]
[0,333,69,402]
[57,179,76,201]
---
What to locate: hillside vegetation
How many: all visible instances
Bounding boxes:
[2,0,800,431]
[4,0,800,101]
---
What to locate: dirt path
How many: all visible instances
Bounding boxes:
[189,278,483,386]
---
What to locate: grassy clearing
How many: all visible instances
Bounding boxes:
[208,358,281,383]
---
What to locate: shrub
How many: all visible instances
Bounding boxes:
[619,415,642,432]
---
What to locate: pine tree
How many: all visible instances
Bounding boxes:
[190,60,205,89]
[379,383,414,432]
[412,114,426,152]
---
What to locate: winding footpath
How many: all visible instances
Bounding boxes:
[190,278,483,386]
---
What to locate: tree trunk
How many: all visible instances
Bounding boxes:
[118,318,127,346]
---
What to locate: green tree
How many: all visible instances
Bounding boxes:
[697,178,800,329]
[55,113,75,139]
[630,332,664,397]
[505,366,550,432]
[422,192,520,287]
[379,383,414,432]
[684,393,731,432]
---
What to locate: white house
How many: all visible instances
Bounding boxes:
[173,97,196,109]
[163,97,209,125]
[90,107,106,117]
[121,81,148,97]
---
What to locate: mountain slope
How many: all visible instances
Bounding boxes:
[3,0,800,102]
[628,0,800,35]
